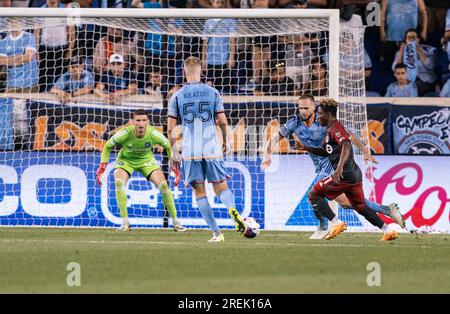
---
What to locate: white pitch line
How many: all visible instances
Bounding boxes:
[0,238,438,249]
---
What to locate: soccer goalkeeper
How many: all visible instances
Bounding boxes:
[96,109,186,232]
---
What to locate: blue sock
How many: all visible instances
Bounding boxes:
[219,189,236,209]
[197,197,219,232]
[365,199,390,216]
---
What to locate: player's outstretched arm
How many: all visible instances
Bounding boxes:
[150,128,172,160]
[96,128,128,186]
[348,131,378,164]
[217,112,231,155]
[301,144,328,157]
[261,132,280,169]
[97,139,115,186]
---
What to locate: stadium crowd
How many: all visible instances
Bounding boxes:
[0,0,449,102]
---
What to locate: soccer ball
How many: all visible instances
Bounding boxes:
[243,217,260,239]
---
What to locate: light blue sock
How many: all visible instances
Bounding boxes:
[197,197,219,232]
[365,199,390,216]
[219,189,236,209]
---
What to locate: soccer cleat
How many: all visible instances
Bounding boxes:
[309,228,329,240]
[389,203,406,228]
[380,230,399,241]
[324,221,347,240]
[173,221,187,232]
[117,225,131,232]
[228,207,246,233]
[208,234,225,243]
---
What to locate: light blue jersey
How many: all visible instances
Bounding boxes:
[386,0,418,42]
[53,70,94,92]
[440,80,450,98]
[0,31,39,89]
[203,19,236,66]
[385,81,418,97]
[279,115,334,177]
[168,81,225,160]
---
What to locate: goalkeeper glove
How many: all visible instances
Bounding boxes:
[170,162,181,187]
[96,162,107,186]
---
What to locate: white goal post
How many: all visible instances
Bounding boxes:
[0,8,375,231]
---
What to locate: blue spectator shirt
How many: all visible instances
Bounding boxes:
[0,31,39,89]
[385,81,418,97]
[144,2,182,57]
[440,80,450,98]
[386,0,418,42]
[54,70,95,92]
[101,70,136,93]
[203,19,236,66]
[392,45,437,84]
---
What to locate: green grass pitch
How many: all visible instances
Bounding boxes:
[0,227,449,293]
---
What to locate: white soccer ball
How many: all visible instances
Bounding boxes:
[243,217,260,239]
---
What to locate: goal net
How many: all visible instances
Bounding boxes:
[0,8,372,231]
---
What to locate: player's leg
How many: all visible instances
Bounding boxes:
[308,174,333,239]
[344,183,398,241]
[185,160,222,242]
[113,167,131,231]
[192,182,223,242]
[335,194,405,228]
[147,169,185,232]
[309,177,348,240]
[205,159,246,233]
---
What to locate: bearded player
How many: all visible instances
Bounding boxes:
[297,98,399,241]
[167,56,246,243]
[261,95,404,239]
[96,109,185,232]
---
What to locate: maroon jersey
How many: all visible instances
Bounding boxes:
[323,119,362,183]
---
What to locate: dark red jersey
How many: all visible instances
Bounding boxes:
[323,119,362,183]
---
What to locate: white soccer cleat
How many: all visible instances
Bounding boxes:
[117,225,131,232]
[207,234,225,243]
[389,203,406,228]
[173,221,187,232]
[309,228,329,240]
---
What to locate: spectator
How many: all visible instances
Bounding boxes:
[251,0,276,87]
[392,28,437,96]
[442,8,450,63]
[144,67,162,96]
[0,0,11,6]
[35,0,76,92]
[254,61,295,96]
[380,0,428,65]
[93,26,143,82]
[202,0,237,94]
[94,53,138,105]
[308,58,328,96]
[50,56,95,104]
[135,0,184,88]
[385,63,419,97]
[285,35,316,92]
[0,22,39,93]
[290,0,309,8]
[440,78,450,97]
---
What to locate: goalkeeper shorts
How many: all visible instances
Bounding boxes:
[114,157,161,180]
[183,159,231,187]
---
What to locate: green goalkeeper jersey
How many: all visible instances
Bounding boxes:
[101,125,171,164]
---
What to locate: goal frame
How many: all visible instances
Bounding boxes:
[0,8,341,100]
